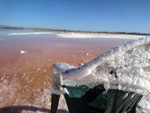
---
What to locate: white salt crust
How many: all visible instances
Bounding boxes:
[56,32,145,39]
[51,37,150,95]
[8,32,56,35]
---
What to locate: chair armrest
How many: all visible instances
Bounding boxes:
[50,62,76,95]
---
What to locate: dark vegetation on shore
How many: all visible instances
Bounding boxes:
[0,26,150,36]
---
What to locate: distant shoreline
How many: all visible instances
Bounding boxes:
[0,26,150,36]
[56,33,145,40]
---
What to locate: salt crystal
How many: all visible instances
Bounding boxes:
[78,63,84,66]
[43,70,46,72]
[1,77,4,80]
[19,50,27,54]
[86,53,89,56]
[37,68,41,71]
[104,82,110,92]
[80,63,84,65]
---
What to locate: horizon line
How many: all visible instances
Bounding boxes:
[0,25,150,36]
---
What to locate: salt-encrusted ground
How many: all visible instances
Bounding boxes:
[137,95,150,113]
[0,79,68,113]
[1,79,150,113]
[0,72,150,113]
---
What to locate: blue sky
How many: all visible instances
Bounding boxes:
[0,0,150,33]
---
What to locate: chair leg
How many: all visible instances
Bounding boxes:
[51,94,60,113]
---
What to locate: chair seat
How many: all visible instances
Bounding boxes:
[62,84,106,113]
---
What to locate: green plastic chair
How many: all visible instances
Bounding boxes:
[50,37,150,113]
[51,81,142,113]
